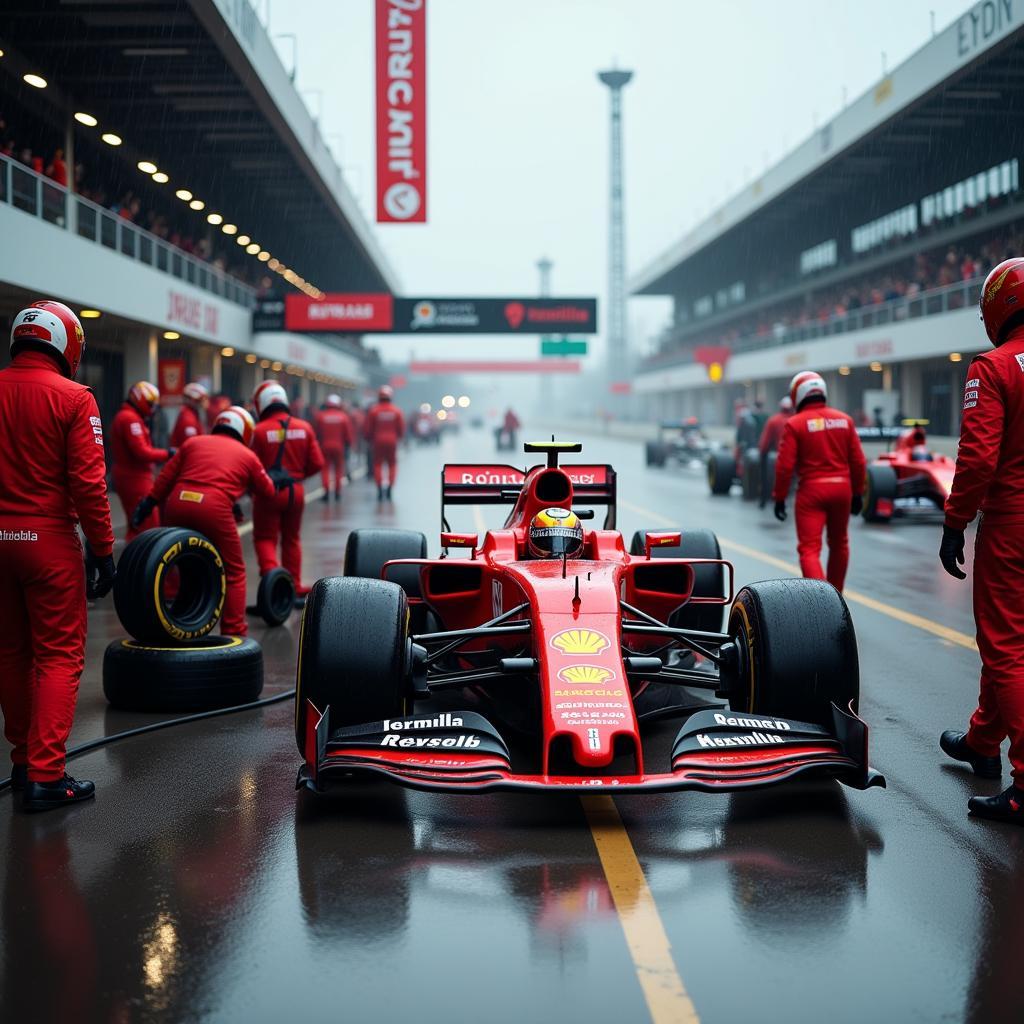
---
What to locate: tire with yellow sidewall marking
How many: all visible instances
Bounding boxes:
[114,528,226,644]
[103,635,263,711]
[726,578,859,727]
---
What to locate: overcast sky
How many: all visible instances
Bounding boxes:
[271,0,970,362]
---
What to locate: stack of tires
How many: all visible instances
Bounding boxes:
[103,528,263,711]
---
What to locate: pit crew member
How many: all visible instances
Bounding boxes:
[757,395,793,508]
[170,381,209,447]
[364,385,406,502]
[251,382,324,600]
[773,371,866,592]
[940,257,1024,826]
[0,301,115,810]
[110,380,170,540]
[313,394,353,502]
[133,406,277,637]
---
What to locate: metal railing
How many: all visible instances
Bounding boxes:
[0,153,257,309]
[644,275,983,369]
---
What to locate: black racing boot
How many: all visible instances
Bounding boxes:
[334,487,342,501]
[969,785,1024,825]
[940,730,1002,779]
[320,490,330,502]
[22,775,95,812]
[377,484,385,502]
[385,484,393,501]
[9,764,27,791]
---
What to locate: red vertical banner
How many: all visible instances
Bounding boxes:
[376,0,427,223]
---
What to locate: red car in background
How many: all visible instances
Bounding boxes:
[860,421,956,523]
[294,441,883,801]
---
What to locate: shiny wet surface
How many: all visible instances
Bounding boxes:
[2,427,1021,1023]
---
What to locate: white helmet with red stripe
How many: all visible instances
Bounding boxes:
[214,405,256,446]
[379,384,394,401]
[789,371,827,410]
[183,381,209,405]
[253,380,289,416]
[325,393,343,408]
[128,380,161,417]
[10,300,85,378]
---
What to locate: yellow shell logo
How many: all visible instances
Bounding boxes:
[558,664,614,685]
[551,628,610,655]
[986,264,1015,304]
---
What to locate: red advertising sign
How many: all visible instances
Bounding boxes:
[443,465,609,487]
[158,358,186,399]
[609,381,632,395]
[376,0,427,223]
[285,293,394,332]
[409,360,582,374]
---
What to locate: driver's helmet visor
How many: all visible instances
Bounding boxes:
[531,527,582,557]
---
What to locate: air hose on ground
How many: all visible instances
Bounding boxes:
[0,688,296,794]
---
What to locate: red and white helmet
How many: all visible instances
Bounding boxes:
[183,381,209,405]
[325,393,343,408]
[253,380,289,416]
[379,384,394,401]
[980,258,1024,345]
[214,405,256,446]
[10,300,85,378]
[128,380,161,417]
[780,396,793,412]
[789,371,827,410]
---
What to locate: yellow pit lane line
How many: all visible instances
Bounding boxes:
[619,497,977,652]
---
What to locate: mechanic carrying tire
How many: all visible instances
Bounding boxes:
[772,371,866,593]
[0,301,115,811]
[939,258,1024,826]
[132,405,280,637]
[252,381,325,604]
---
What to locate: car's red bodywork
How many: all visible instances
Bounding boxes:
[301,448,882,796]
[864,424,955,521]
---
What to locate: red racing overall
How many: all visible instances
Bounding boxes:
[170,403,204,448]
[945,326,1024,787]
[773,401,866,591]
[364,400,406,488]
[314,407,353,495]
[150,434,276,636]
[110,402,168,540]
[0,351,114,781]
[251,413,324,594]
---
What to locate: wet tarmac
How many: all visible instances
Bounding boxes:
[1,427,1020,1024]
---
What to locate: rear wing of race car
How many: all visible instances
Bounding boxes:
[441,463,617,528]
[856,427,904,441]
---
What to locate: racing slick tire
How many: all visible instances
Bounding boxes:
[645,441,667,467]
[294,576,410,754]
[725,578,859,728]
[113,527,226,644]
[741,448,760,501]
[629,529,724,633]
[103,635,263,712]
[863,464,898,523]
[707,451,735,495]
[344,527,429,631]
[255,567,295,627]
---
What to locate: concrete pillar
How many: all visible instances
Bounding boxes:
[212,352,222,393]
[124,331,158,387]
[902,361,924,420]
[882,365,894,392]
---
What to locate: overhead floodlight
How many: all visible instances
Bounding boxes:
[74,112,98,127]
[175,188,193,201]
[151,171,169,184]
[189,199,205,211]
[101,133,122,146]
[222,223,237,235]
[137,161,158,174]
[23,73,47,89]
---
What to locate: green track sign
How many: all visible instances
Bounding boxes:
[541,337,588,357]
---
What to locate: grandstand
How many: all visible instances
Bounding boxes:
[0,0,397,428]
[631,0,1024,435]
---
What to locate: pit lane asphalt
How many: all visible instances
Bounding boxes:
[1,428,1019,1024]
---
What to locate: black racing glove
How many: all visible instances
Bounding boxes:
[773,500,787,523]
[939,525,967,580]
[166,447,177,461]
[851,493,864,517]
[85,545,116,600]
[131,495,157,530]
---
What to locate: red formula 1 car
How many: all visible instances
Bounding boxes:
[859,421,956,523]
[295,441,884,797]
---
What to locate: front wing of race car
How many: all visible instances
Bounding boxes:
[297,702,886,795]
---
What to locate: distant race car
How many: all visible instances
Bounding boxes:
[294,441,883,798]
[859,421,955,523]
[644,418,713,468]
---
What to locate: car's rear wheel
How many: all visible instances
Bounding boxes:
[295,576,410,754]
[726,579,859,727]
[629,528,724,633]
[707,451,734,495]
[863,464,898,523]
[645,441,667,467]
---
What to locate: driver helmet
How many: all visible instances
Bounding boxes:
[128,380,160,417]
[183,381,209,406]
[527,508,584,560]
[213,406,256,446]
[911,444,932,462]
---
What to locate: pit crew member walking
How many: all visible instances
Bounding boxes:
[170,381,209,447]
[772,371,866,592]
[939,257,1024,826]
[313,394,353,501]
[364,385,405,502]
[111,380,170,540]
[0,301,115,811]
[251,382,324,599]
[133,407,277,637]
[758,395,793,508]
